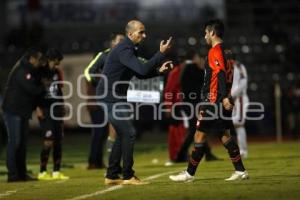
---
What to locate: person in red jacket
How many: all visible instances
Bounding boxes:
[164,63,187,166]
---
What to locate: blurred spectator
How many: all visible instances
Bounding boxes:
[0,94,6,155]
[283,85,300,139]
[84,34,124,169]
[232,61,249,158]
[164,63,187,166]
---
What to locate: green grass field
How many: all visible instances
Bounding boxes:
[0,133,300,200]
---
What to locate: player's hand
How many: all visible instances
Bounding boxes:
[36,107,44,120]
[62,105,69,117]
[222,97,233,111]
[41,78,51,87]
[159,61,173,73]
[160,37,172,53]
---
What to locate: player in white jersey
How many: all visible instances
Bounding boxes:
[231,61,249,158]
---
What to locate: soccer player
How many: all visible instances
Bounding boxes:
[84,34,124,169]
[169,19,249,182]
[97,20,172,185]
[36,48,69,180]
[232,61,249,158]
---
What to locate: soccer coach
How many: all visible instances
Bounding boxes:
[97,20,172,185]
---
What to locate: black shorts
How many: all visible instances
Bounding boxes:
[196,104,233,134]
[39,117,63,141]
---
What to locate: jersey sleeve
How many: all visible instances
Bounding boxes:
[213,48,227,101]
[213,49,226,71]
[84,52,105,87]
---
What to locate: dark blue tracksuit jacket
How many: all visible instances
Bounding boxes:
[96,36,165,102]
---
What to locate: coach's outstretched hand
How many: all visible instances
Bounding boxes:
[160,37,172,53]
[159,61,173,73]
[36,107,44,120]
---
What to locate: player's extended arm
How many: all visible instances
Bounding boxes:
[214,49,227,101]
[84,51,106,87]
[215,49,233,110]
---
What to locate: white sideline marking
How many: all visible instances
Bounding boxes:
[0,178,69,199]
[143,170,177,181]
[66,170,178,200]
[0,190,18,199]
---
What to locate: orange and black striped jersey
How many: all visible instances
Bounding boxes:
[201,43,234,103]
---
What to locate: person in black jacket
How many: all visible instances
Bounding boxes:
[97,20,172,185]
[2,47,45,182]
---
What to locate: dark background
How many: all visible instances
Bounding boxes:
[0,0,299,141]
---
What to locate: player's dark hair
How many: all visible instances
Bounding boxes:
[46,48,63,61]
[179,48,205,61]
[23,47,42,60]
[204,19,225,39]
[185,48,199,60]
[109,33,123,42]
[39,54,48,67]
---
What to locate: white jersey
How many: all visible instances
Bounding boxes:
[232,62,248,98]
[231,62,249,125]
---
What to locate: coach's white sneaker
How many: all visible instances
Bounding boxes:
[225,171,249,181]
[169,171,194,182]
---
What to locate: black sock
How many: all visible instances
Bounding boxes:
[223,137,245,171]
[40,146,51,172]
[53,141,62,171]
[187,143,205,176]
[203,142,212,156]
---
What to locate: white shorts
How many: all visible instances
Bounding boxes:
[232,95,249,126]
